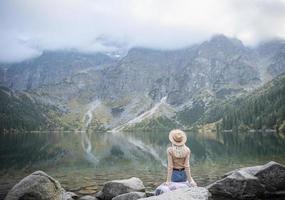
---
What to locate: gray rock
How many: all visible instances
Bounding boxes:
[64,191,79,200]
[78,195,97,200]
[207,170,265,199]
[4,170,65,200]
[254,161,285,192]
[140,187,210,200]
[102,177,145,200]
[112,192,146,200]
[95,191,104,200]
[207,161,285,199]
[145,191,155,197]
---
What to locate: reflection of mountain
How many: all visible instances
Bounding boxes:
[100,132,167,168]
[1,131,284,170]
[1,35,285,131]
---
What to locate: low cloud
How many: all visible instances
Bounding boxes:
[0,0,285,62]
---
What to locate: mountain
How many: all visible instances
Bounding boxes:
[0,50,115,90]
[219,73,285,132]
[0,86,62,131]
[1,35,285,131]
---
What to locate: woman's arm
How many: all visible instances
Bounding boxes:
[184,149,197,186]
[184,149,192,181]
[166,147,173,183]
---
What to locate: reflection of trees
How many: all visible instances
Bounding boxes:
[220,131,285,158]
[186,137,207,160]
[110,145,124,158]
[0,132,64,169]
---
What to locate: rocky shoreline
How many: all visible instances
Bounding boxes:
[4,161,285,200]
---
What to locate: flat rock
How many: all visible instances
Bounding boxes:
[112,192,146,200]
[102,177,145,200]
[140,187,210,200]
[78,195,97,200]
[207,161,285,199]
[4,170,65,200]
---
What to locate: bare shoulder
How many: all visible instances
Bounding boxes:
[167,146,172,154]
[185,146,191,154]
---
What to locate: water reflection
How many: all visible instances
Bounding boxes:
[0,130,285,196]
[81,131,99,165]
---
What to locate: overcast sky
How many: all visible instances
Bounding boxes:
[0,0,285,63]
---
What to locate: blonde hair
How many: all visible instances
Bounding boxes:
[172,144,187,158]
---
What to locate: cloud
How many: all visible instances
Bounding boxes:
[0,0,285,62]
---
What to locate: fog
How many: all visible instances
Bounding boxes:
[0,0,285,62]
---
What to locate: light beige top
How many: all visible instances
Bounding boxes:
[166,146,192,182]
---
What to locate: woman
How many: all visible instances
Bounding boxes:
[166,129,197,186]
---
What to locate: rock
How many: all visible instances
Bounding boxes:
[207,170,265,199]
[78,189,97,195]
[112,192,146,200]
[4,170,65,200]
[78,195,97,200]
[140,187,210,200]
[145,191,155,197]
[95,191,104,200]
[254,161,285,192]
[207,161,285,199]
[64,191,79,200]
[102,177,145,200]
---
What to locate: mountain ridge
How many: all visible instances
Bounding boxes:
[1,35,285,131]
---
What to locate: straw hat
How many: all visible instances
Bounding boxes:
[169,129,187,146]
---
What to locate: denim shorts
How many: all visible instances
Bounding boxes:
[171,169,187,182]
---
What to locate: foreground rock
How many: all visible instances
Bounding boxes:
[140,187,210,200]
[101,177,145,200]
[5,161,285,200]
[112,192,146,200]
[207,161,285,199]
[4,170,65,200]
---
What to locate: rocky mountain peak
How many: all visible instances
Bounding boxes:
[1,35,285,130]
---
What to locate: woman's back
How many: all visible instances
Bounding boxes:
[167,146,190,169]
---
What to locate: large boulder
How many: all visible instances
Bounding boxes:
[207,161,285,199]
[102,177,145,200]
[254,161,285,192]
[140,187,210,200]
[4,170,65,200]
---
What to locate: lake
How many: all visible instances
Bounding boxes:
[0,130,285,199]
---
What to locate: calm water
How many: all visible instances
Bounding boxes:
[0,130,285,198]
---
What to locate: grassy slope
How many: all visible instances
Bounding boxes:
[0,86,62,131]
